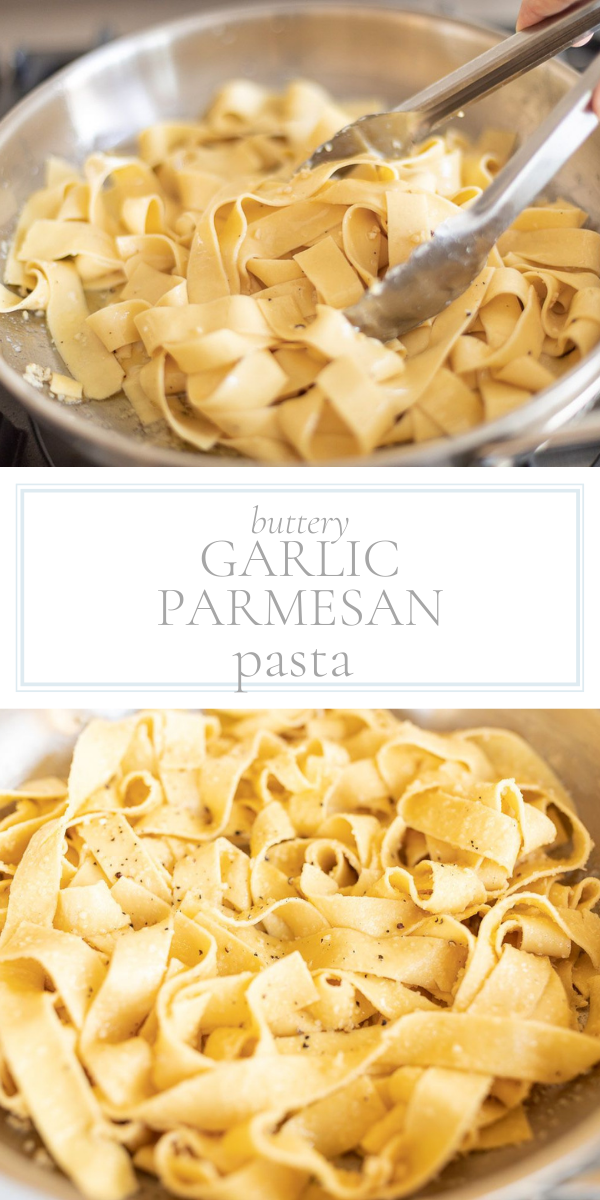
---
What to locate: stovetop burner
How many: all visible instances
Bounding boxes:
[1,26,600,466]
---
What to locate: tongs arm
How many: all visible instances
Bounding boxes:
[396,0,600,130]
[470,49,600,244]
[304,1,600,171]
[346,51,600,340]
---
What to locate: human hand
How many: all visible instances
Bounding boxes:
[517,1,600,114]
[517,0,594,35]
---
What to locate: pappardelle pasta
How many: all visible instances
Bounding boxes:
[2,80,600,461]
[0,709,599,1200]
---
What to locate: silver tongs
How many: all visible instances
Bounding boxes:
[304,0,600,342]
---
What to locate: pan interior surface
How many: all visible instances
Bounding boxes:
[0,709,599,1200]
[1,3,600,464]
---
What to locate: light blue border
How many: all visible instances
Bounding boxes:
[16,484,583,693]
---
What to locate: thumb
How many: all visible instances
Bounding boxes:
[517,0,577,31]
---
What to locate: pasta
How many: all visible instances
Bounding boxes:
[0,708,599,1200]
[2,80,600,461]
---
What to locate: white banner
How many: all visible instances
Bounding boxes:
[0,466,593,706]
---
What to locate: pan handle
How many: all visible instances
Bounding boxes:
[471,413,600,465]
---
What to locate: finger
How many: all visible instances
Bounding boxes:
[594,82,600,116]
[517,0,581,30]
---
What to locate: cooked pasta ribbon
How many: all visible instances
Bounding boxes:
[3,81,600,460]
[0,709,599,1200]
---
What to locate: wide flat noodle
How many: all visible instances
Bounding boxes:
[3,82,600,459]
[0,708,599,1200]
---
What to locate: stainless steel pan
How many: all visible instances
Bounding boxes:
[0,709,599,1200]
[2,2,600,466]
